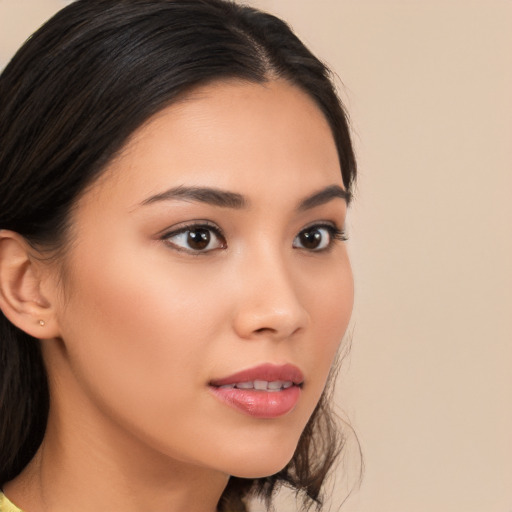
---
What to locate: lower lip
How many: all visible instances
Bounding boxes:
[209,385,301,419]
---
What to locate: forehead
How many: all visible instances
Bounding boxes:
[81,79,342,212]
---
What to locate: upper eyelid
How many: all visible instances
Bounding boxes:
[158,220,224,238]
[298,219,343,232]
[297,223,346,237]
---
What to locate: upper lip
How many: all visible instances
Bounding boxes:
[209,363,304,387]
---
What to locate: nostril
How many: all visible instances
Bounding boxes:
[252,325,303,337]
[254,327,277,334]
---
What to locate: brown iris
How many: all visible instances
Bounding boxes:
[187,228,211,250]
[298,229,323,250]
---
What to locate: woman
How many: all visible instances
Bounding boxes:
[0,0,356,510]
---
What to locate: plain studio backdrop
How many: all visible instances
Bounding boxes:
[1,1,511,511]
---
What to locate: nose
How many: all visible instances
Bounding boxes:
[232,250,310,341]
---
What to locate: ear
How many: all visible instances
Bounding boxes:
[0,230,60,339]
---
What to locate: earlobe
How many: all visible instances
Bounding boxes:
[0,230,60,339]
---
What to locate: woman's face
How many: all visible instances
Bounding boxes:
[47,79,353,478]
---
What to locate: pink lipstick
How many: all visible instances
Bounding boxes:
[209,363,304,419]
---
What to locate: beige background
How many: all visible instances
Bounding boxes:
[1,1,511,511]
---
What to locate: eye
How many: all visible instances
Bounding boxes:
[292,224,347,251]
[162,223,226,253]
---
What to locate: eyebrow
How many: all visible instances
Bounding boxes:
[139,184,350,210]
[297,185,351,210]
[140,185,246,209]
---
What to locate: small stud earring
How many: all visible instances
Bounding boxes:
[39,320,46,327]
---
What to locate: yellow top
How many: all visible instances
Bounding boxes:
[0,492,229,511]
[0,492,23,512]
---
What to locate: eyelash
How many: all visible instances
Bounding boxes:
[160,221,347,255]
[161,221,226,254]
[293,223,348,251]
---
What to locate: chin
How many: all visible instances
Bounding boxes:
[224,440,299,479]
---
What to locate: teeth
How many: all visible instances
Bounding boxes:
[236,382,254,389]
[253,380,268,390]
[218,380,294,391]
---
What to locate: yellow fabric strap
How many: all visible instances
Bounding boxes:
[0,492,23,512]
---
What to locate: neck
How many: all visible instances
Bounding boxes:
[4,372,230,512]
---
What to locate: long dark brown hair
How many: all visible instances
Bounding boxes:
[0,1,357,510]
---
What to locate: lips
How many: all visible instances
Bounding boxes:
[210,363,304,387]
[209,364,304,419]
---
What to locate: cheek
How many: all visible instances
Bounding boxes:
[304,254,353,355]
[297,256,354,401]
[56,244,228,432]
